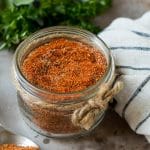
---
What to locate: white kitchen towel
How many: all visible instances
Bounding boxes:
[98,11,150,142]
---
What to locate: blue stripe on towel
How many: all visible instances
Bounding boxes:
[111,46,150,51]
[116,66,150,71]
[122,75,150,118]
[101,29,150,38]
[135,112,150,132]
[132,31,150,38]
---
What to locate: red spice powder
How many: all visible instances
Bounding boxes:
[0,144,39,150]
[21,38,107,93]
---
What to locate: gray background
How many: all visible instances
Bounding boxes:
[95,0,150,28]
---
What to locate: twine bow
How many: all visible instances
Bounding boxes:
[71,80,124,130]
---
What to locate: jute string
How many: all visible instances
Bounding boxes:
[71,80,124,130]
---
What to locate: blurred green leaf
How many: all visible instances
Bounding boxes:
[13,0,34,6]
[0,0,112,50]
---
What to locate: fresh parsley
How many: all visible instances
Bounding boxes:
[0,0,112,50]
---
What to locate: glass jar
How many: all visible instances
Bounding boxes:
[12,26,115,138]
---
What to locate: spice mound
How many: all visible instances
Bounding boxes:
[0,144,39,150]
[21,38,107,93]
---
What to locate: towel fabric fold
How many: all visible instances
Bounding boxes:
[98,11,150,142]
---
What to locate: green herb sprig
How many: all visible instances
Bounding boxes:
[0,0,112,50]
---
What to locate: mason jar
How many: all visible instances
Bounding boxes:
[12,26,115,138]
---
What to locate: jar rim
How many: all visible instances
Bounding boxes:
[13,26,114,99]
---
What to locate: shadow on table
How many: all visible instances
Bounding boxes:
[53,109,150,150]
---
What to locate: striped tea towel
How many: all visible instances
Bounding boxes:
[98,11,150,141]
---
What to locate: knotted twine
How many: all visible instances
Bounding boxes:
[71,80,124,130]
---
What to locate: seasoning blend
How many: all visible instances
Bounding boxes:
[12,27,115,138]
[0,144,39,150]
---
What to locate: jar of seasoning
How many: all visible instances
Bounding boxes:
[12,26,115,138]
